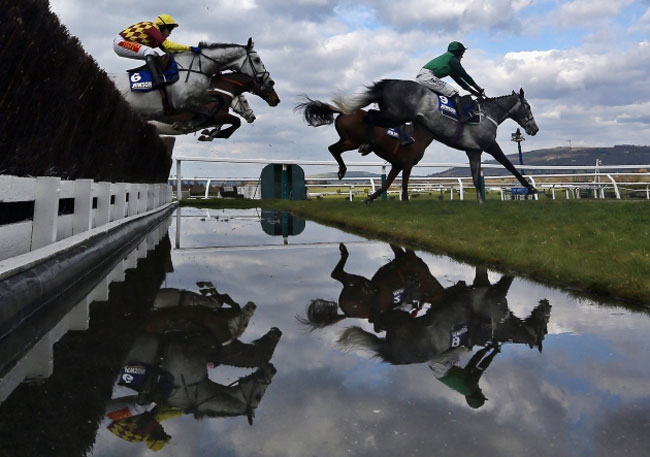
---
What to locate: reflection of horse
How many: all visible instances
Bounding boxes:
[107,283,281,450]
[297,243,444,329]
[109,39,276,130]
[335,264,551,408]
[299,83,539,202]
[148,70,279,141]
[337,268,550,364]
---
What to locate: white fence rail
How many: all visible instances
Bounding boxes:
[172,156,650,201]
[0,176,173,261]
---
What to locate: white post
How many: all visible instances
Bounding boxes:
[111,183,127,221]
[606,174,621,199]
[154,184,162,208]
[126,183,138,216]
[147,184,154,211]
[95,181,111,227]
[457,178,464,201]
[73,179,93,235]
[176,160,182,201]
[204,179,211,199]
[349,185,354,201]
[528,176,538,200]
[31,177,60,250]
[551,185,556,200]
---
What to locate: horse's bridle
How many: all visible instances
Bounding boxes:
[182,47,272,88]
[483,94,535,130]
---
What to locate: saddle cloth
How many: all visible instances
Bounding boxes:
[128,56,179,92]
[437,95,479,124]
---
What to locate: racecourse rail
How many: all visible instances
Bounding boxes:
[172,156,650,201]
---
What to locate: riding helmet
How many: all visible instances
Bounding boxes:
[155,14,179,30]
[447,41,467,56]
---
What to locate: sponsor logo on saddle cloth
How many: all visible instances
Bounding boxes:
[119,364,148,387]
[128,56,180,92]
[438,95,478,123]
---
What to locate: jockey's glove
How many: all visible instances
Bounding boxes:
[190,46,202,54]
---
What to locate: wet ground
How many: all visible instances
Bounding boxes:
[1,207,649,457]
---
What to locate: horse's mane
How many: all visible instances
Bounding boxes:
[198,41,245,49]
[488,92,519,101]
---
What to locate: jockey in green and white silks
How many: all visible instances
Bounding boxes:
[416,41,485,122]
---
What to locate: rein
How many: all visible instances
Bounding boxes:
[483,95,534,128]
[178,47,269,85]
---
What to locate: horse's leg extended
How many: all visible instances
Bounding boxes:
[367,165,401,202]
[328,140,350,180]
[214,114,241,139]
[330,243,350,282]
[466,150,485,204]
[485,143,537,193]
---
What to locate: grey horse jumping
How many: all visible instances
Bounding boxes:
[332,79,540,202]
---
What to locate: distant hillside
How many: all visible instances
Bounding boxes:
[432,145,650,177]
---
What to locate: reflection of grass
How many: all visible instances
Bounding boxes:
[182,198,650,305]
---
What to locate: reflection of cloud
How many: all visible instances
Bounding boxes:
[134,210,650,457]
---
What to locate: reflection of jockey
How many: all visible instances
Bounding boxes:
[113,14,201,89]
[107,401,183,452]
[429,344,499,409]
[415,41,485,123]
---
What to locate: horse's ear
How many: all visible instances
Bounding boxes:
[512,90,516,95]
[520,88,525,97]
[247,37,254,50]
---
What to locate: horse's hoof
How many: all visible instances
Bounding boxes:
[201,129,210,135]
[198,136,209,141]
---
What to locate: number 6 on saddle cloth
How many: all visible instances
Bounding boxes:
[128,55,180,92]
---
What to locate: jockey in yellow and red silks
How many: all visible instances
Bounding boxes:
[113,14,200,88]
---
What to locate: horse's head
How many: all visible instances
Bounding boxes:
[238,38,278,98]
[231,95,256,123]
[193,363,277,425]
[196,39,278,100]
[511,88,539,136]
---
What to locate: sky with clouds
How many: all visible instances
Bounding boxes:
[48,0,650,178]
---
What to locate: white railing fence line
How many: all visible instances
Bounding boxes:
[0,176,173,261]
[172,156,650,202]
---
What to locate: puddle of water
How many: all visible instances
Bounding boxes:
[1,207,649,457]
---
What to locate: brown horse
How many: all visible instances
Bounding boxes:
[158,71,280,141]
[296,243,445,330]
[295,98,433,201]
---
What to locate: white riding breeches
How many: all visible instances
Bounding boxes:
[416,68,458,98]
[113,35,157,60]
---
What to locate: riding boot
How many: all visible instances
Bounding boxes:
[145,55,164,89]
[452,94,470,123]
[399,122,415,146]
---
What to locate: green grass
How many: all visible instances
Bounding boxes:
[181,198,650,306]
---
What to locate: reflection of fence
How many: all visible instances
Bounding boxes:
[0,220,169,403]
[0,176,172,261]
[171,156,650,201]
